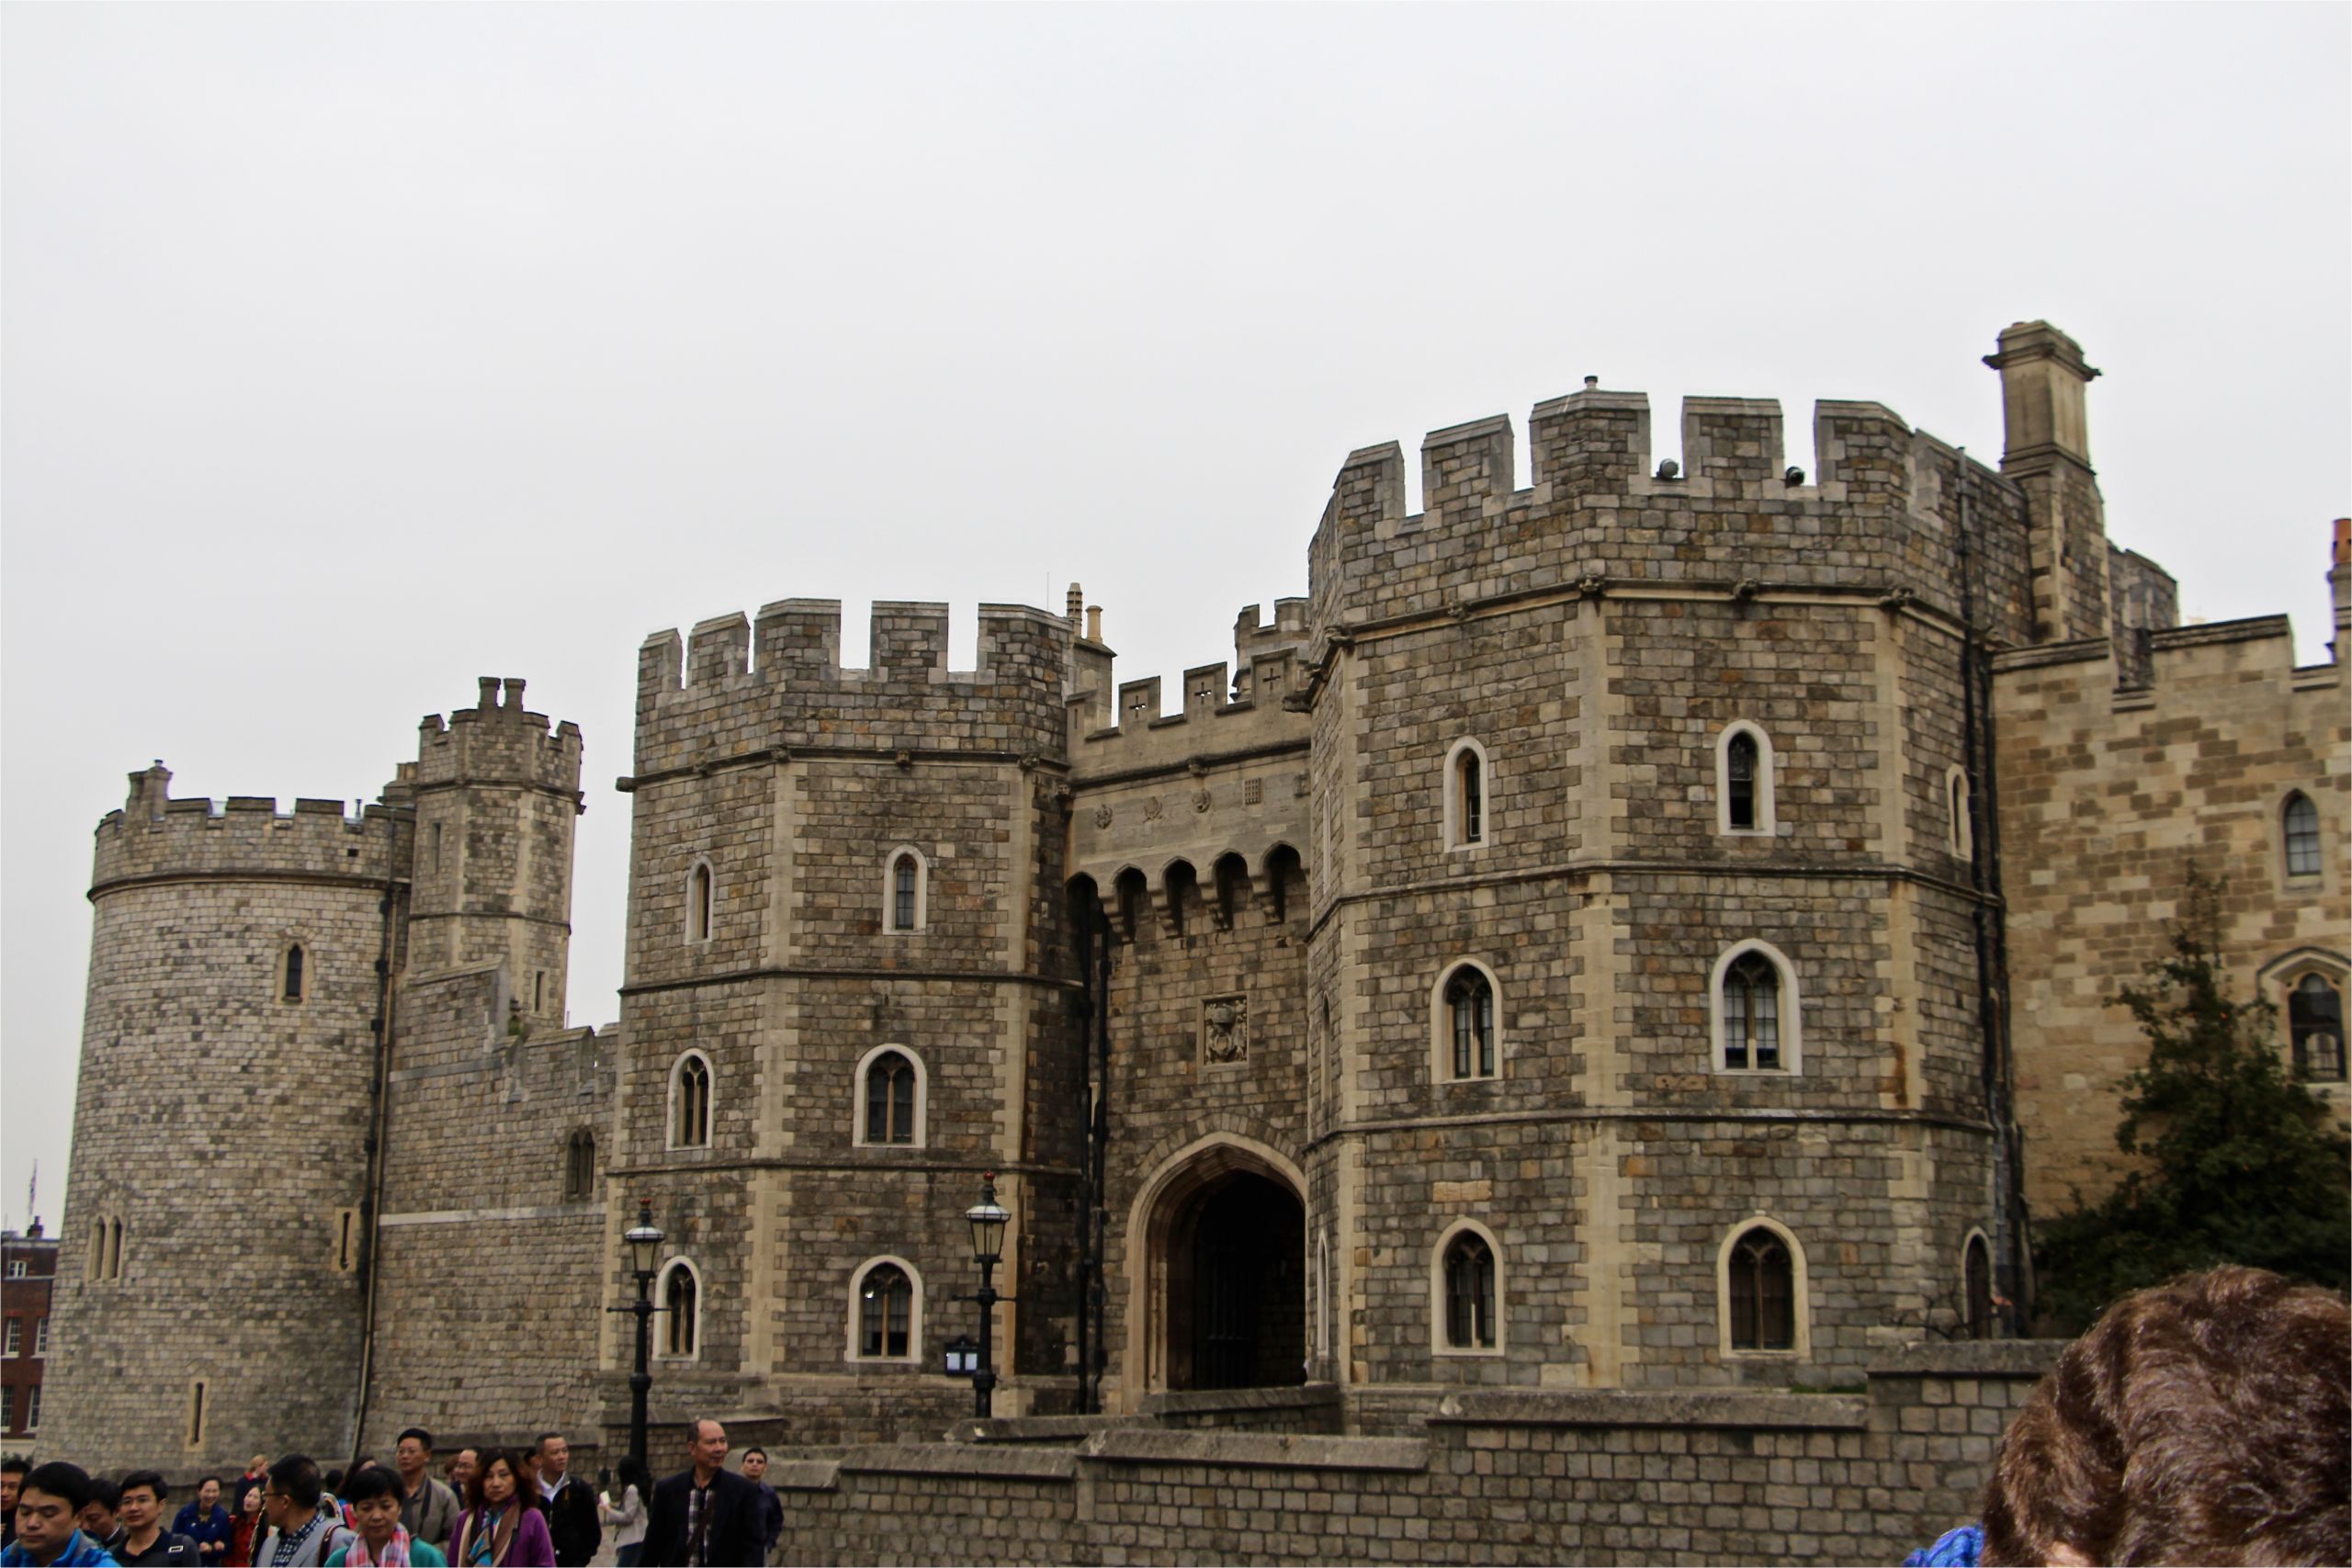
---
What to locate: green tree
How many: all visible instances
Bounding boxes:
[2033,872,2351,1333]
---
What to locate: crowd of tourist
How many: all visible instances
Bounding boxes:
[0,1422,783,1568]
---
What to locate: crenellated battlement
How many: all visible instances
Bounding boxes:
[1309,381,2035,648]
[1064,600,1313,780]
[632,599,1074,774]
[414,676,583,794]
[92,761,406,892]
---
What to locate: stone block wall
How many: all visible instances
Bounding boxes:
[1995,608,2351,1217]
[48,773,402,1476]
[361,963,611,1456]
[610,598,1084,1439]
[767,1341,2059,1566]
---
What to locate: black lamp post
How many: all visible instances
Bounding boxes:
[964,1172,1012,1419]
[611,1201,665,1472]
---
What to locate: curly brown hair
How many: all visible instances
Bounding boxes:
[1980,1266,2349,1566]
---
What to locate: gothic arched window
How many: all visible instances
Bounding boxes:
[282,943,306,1003]
[661,1261,699,1358]
[686,862,715,943]
[1726,732,1758,831]
[563,1128,597,1200]
[886,849,927,933]
[1726,1227,1794,1351]
[672,1053,712,1149]
[1442,1233,1496,1350]
[1444,967,1496,1081]
[856,1263,914,1359]
[864,1051,918,1145]
[1721,952,1783,1072]
[1964,1235,1996,1340]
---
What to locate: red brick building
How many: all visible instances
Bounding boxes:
[2,1222,57,1447]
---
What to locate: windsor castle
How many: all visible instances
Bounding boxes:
[42,321,2350,1476]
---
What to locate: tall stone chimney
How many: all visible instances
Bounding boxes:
[1985,321,2113,645]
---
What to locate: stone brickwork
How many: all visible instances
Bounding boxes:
[605,602,1084,1442]
[765,1340,2058,1567]
[1995,580,2351,1217]
[49,768,408,1474]
[48,679,604,1479]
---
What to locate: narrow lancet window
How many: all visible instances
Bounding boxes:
[1724,953,1781,1071]
[1726,733,1758,831]
[1442,1234,1497,1349]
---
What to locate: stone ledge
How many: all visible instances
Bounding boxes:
[1138,1382,1341,1418]
[765,1461,842,1493]
[1080,1429,1429,1472]
[947,1414,1148,1445]
[1865,1339,2065,1379]
[2150,615,2290,651]
[836,1444,1078,1483]
[1990,637,2110,674]
[1432,1389,1869,1432]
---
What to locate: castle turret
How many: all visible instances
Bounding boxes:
[46,768,411,1472]
[1985,321,2114,644]
[409,677,585,1023]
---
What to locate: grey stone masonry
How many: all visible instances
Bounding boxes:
[767,1340,2061,1565]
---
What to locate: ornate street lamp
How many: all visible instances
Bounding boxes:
[963,1172,1013,1419]
[942,1335,980,1379]
[608,1201,665,1472]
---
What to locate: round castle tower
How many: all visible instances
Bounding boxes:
[47,763,413,1472]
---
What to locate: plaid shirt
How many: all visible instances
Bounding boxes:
[682,1482,712,1568]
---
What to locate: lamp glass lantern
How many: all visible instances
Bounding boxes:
[966,1187,1009,1266]
[625,1205,665,1275]
[944,1335,980,1378]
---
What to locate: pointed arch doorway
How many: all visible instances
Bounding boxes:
[1128,1136,1307,1395]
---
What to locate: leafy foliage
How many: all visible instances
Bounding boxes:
[2033,873,2351,1334]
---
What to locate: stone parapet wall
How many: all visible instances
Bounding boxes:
[770,1342,2059,1566]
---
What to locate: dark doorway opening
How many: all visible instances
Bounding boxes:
[1163,1170,1305,1391]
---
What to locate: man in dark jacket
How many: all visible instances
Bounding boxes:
[639,1420,763,1568]
[532,1434,601,1568]
[113,1472,201,1567]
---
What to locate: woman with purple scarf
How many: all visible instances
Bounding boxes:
[447,1456,552,1568]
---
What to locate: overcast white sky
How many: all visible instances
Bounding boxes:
[4,4,2346,1231]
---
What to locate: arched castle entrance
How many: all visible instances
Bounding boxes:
[1127,1135,1306,1395]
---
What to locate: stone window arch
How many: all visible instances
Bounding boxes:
[1443,739,1492,851]
[1710,940,1802,1074]
[884,846,929,934]
[279,942,309,1004]
[669,1051,714,1150]
[1962,1229,1996,1340]
[1946,766,1973,860]
[658,1258,701,1359]
[563,1127,597,1200]
[1715,722,1777,837]
[2282,791,2323,881]
[90,1215,125,1284]
[847,1256,923,1363]
[854,1044,926,1147]
[1430,960,1502,1083]
[1717,1217,1809,1358]
[684,858,717,944]
[2259,951,2348,1084]
[1430,1219,1504,1358]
